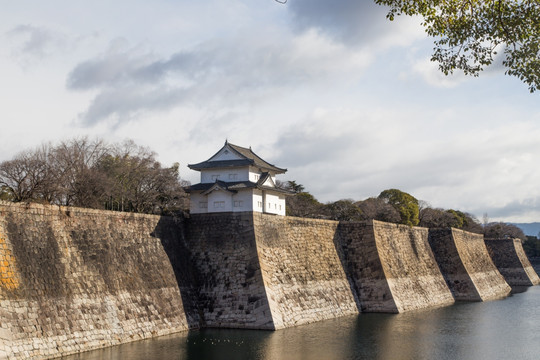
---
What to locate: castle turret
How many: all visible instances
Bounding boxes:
[186,141,291,215]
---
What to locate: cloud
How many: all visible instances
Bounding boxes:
[473,198,540,222]
[67,30,373,125]
[266,105,540,223]
[411,58,468,88]
[287,0,423,49]
[6,24,67,65]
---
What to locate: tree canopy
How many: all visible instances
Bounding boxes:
[281,181,523,239]
[378,189,420,226]
[484,221,526,239]
[419,207,483,233]
[376,0,540,92]
[0,138,189,215]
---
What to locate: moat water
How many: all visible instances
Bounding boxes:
[64,264,540,360]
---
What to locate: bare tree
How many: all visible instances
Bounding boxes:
[98,140,188,214]
[50,137,110,207]
[0,146,52,202]
[325,199,363,221]
[355,197,401,223]
[484,222,525,240]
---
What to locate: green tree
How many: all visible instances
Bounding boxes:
[0,185,13,201]
[286,180,305,194]
[376,0,540,92]
[378,189,419,226]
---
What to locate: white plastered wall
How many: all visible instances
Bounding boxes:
[264,191,286,216]
[232,190,254,212]
[252,189,264,213]
[190,192,208,214]
[207,190,233,213]
[201,168,250,183]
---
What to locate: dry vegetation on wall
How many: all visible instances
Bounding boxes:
[0,137,190,215]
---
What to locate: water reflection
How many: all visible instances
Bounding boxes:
[64,286,540,360]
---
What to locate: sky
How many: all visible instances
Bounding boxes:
[1,0,539,222]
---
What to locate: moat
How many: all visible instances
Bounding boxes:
[65,281,540,360]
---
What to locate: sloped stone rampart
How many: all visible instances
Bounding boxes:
[485,239,540,286]
[185,213,275,330]
[186,213,359,330]
[335,222,396,312]
[336,221,454,313]
[0,201,190,360]
[253,214,358,329]
[428,229,511,301]
[0,201,531,359]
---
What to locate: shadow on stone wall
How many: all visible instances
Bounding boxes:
[485,239,540,287]
[332,222,364,313]
[5,212,68,300]
[152,215,201,329]
[183,213,276,330]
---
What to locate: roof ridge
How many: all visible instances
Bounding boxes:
[188,142,287,174]
[228,143,279,168]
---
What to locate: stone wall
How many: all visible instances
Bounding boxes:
[1,202,536,359]
[336,221,454,313]
[0,201,191,360]
[185,213,358,330]
[185,213,275,330]
[428,229,511,301]
[253,214,358,329]
[485,239,540,286]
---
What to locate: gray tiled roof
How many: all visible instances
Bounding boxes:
[188,141,287,173]
[186,180,293,195]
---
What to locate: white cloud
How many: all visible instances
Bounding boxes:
[7,24,66,61]
[1,0,539,223]
[411,58,468,88]
[287,0,424,49]
[66,28,374,125]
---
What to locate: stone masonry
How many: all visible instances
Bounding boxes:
[185,212,275,330]
[0,202,190,360]
[0,202,538,359]
[253,214,358,329]
[485,239,540,286]
[428,228,511,301]
[336,221,455,313]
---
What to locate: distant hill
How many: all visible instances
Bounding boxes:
[513,223,540,237]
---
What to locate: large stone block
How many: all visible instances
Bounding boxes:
[186,213,359,330]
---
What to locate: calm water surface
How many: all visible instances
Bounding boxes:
[65,264,540,360]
